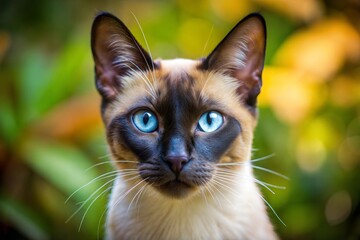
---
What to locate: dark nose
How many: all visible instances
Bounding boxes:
[165,155,189,174]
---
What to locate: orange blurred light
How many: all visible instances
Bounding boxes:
[253,0,323,22]
[210,0,254,23]
[32,93,103,140]
[259,66,325,124]
[274,17,360,81]
[0,31,10,62]
[325,191,352,226]
[330,75,360,107]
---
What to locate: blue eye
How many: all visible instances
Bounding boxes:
[198,111,224,133]
[132,110,158,133]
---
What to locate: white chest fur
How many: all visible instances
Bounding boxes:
[105,165,277,240]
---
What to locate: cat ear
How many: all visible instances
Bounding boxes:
[91,12,155,100]
[202,13,266,111]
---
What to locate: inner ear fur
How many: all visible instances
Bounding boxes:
[202,13,266,112]
[91,12,155,101]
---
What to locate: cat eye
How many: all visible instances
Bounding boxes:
[132,110,158,133]
[198,111,224,133]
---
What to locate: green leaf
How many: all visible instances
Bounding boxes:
[23,141,103,203]
[23,141,108,236]
[0,98,20,145]
[35,38,90,114]
[17,49,52,124]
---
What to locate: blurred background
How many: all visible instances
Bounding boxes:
[0,0,359,239]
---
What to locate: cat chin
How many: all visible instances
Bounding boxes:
[155,180,197,199]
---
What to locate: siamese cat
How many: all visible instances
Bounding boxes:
[91,11,278,240]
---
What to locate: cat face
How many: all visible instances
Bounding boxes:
[91,12,266,199]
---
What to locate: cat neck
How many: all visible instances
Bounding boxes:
[106,163,277,240]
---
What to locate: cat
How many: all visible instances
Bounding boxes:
[91,11,278,240]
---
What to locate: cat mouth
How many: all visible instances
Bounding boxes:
[157,179,195,199]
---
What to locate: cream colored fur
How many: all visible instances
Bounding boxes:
[106,162,277,240]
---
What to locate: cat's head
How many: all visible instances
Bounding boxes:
[91,12,266,199]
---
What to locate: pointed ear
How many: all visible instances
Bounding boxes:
[202,13,266,112]
[91,12,155,101]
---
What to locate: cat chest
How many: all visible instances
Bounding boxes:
[108,193,249,239]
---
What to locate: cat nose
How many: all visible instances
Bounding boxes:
[165,155,189,174]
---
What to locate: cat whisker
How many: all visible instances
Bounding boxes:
[121,62,157,99]
[215,153,277,166]
[120,174,143,183]
[66,171,139,224]
[210,176,241,200]
[135,183,151,218]
[97,153,112,160]
[212,175,258,210]
[215,162,246,166]
[251,165,289,180]
[210,179,245,209]
[215,168,286,192]
[113,55,154,91]
[113,160,138,164]
[113,178,148,212]
[131,12,158,84]
[215,159,289,180]
[215,168,286,225]
[259,182,286,190]
[68,168,138,202]
[201,179,222,209]
[127,180,148,212]
[97,201,109,240]
[217,155,277,166]
[250,153,276,163]
[201,25,214,58]
[66,178,116,225]
[85,160,137,171]
[124,61,154,85]
[65,170,120,204]
[199,183,209,207]
[207,179,235,208]
[96,174,144,226]
[78,184,113,232]
[214,59,246,72]
[198,72,215,103]
[216,174,276,195]
[257,193,286,227]
[130,68,157,99]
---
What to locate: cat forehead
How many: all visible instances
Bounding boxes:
[156,58,200,78]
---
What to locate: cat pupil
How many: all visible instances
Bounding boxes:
[207,113,213,125]
[143,113,150,125]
